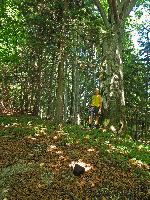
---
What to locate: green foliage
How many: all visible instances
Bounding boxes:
[41,171,53,186]
[0,0,149,196]
[64,125,150,179]
[0,116,149,198]
[0,0,149,134]
[123,21,149,137]
[1,116,149,171]
[0,0,27,64]
[0,116,55,139]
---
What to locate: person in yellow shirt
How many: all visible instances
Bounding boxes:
[89,88,102,129]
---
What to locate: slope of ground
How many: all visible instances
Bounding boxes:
[0,116,149,200]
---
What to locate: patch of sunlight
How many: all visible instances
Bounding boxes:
[34,125,47,136]
[59,155,68,161]
[115,145,131,154]
[47,145,63,155]
[66,137,74,144]
[56,150,63,154]
[4,124,11,128]
[47,145,57,152]
[40,163,45,167]
[107,144,116,151]
[27,121,33,126]
[138,144,144,150]
[129,158,150,170]
[110,125,117,133]
[53,133,63,140]
[107,143,131,155]
[53,135,58,140]
[69,160,93,172]
[137,144,150,151]
[0,42,7,49]
[104,141,110,145]
[87,148,95,152]
[57,124,64,133]
[57,130,64,134]
[27,135,37,140]
[6,6,20,21]
[11,122,20,127]
[66,143,71,146]
[85,134,90,139]
[76,139,80,144]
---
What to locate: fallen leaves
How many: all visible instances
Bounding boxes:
[0,130,150,200]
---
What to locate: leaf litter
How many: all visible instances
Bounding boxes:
[0,129,150,200]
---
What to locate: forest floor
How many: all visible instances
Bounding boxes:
[0,116,150,200]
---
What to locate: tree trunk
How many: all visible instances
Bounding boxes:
[93,0,137,133]
[70,61,80,124]
[55,39,66,124]
[101,29,126,132]
[54,0,68,124]
[46,55,56,120]
[32,52,42,116]
[70,62,75,119]
[74,64,80,124]
[64,63,70,122]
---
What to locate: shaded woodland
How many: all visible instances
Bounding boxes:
[1,0,149,136]
[0,1,150,199]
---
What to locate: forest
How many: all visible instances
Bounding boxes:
[0,0,150,199]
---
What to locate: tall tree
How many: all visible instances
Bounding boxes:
[92,0,139,132]
[138,25,150,134]
[54,0,68,124]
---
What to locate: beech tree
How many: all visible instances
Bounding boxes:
[0,0,149,136]
[92,0,140,132]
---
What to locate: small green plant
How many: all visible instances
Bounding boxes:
[41,171,53,186]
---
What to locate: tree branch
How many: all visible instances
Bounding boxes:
[108,0,120,24]
[112,0,120,23]
[93,0,110,29]
[120,0,137,19]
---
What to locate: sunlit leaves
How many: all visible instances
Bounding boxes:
[0,0,27,65]
[0,116,150,198]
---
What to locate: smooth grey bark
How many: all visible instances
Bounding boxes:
[101,29,126,130]
[93,0,137,132]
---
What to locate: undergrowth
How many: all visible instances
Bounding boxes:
[0,116,150,191]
